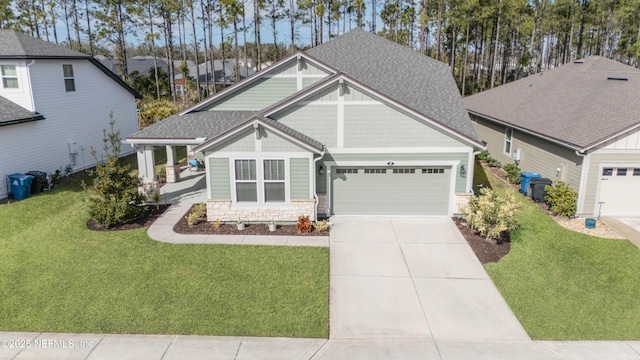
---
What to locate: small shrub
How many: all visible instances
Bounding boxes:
[545,181,578,217]
[187,203,206,226]
[297,215,312,233]
[502,163,521,184]
[464,187,520,242]
[212,219,221,230]
[477,150,501,167]
[313,220,330,232]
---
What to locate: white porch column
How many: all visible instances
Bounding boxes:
[186,145,193,154]
[165,145,181,183]
[136,145,156,183]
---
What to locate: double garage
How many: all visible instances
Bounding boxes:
[329,165,454,216]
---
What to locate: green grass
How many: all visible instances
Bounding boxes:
[0,179,329,337]
[481,169,640,340]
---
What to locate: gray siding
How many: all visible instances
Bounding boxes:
[472,115,582,187]
[260,128,308,152]
[210,157,231,199]
[344,104,464,148]
[299,59,331,75]
[203,77,297,111]
[322,152,469,193]
[290,158,310,199]
[582,152,640,216]
[302,77,324,88]
[316,161,326,193]
[210,129,255,152]
[273,104,338,147]
[343,84,376,101]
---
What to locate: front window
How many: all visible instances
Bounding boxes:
[264,159,285,202]
[504,128,513,155]
[1,65,18,89]
[63,64,76,92]
[235,159,257,202]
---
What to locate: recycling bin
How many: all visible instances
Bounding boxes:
[520,172,541,194]
[26,171,47,194]
[8,173,34,200]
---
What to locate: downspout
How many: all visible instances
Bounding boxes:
[575,149,588,216]
[26,60,36,111]
[312,145,326,221]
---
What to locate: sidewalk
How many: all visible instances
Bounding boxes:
[2,332,639,359]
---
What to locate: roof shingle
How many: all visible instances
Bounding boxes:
[0,96,44,126]
[0,30,89,58]
[463,56,640,150]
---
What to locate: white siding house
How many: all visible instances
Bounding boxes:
[0,31,140,199]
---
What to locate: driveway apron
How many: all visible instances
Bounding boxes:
[329,217,530,341]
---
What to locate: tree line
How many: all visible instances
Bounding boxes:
[1,0,639,102]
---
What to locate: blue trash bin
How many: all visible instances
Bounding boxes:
[520,172,541,194]
[8,173,34,200]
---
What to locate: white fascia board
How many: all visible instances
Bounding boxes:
[327,147,472,154]
[179,52,337,115]
[124,138,205,145]
[323,160,460,167]
[195,119,321,154]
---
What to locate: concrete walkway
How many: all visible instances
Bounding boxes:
[603,218,640,249]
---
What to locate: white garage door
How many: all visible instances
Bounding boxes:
[331,166,452,215]
[598,167,640,217]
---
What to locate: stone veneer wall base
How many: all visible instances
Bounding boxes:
[206,199,316,222]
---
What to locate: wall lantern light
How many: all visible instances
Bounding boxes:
[460,164,467,178]
[319,165,325,175]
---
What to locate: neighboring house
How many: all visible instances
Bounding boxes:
[0,30,141,199]
[464,56,640,218]
[95,55,195,78]
[179,59,255,89]
[125,29,483,221]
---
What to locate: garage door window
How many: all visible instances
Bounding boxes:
[634,168,640,176]
[602,168,613,176]
[393,168,415,174]
[264,159,285,202]
[617,168,628,176]
[235,159,257,202]
[422,168,445,174]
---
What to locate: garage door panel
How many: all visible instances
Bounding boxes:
[331,166,451,215]
[599,167,640,217]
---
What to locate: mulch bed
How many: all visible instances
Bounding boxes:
[453,217,511,264]
[87,205,171,231]
[174,205,330,236]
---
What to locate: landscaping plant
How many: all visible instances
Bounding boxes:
[502,162,521,184]
[87,114,147,226]
[477,150,501,167]
[464,187,520,242]
[187,203,207,226]
[296,215,312,233]
[312,220,330,232]
[544,181,578,217]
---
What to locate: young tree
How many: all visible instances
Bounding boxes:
[88,113,147,226]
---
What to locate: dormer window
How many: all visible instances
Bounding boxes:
[63,64,75,92]
[1,65,18,89]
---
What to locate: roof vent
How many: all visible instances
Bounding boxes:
[607,77,628,81]
[574,60,584,64]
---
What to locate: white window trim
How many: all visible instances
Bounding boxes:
[263,158,286,203]
[1,64,18,89]
[230,157,289,206]
[63,64,76,92]
[234,158,258,203]
[504,127,513,156]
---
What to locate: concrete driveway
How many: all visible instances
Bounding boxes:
[329,217,529,341]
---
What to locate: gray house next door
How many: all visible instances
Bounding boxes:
[331,166,452,215]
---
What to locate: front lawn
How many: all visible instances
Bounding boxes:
[481,168,640,340]
[0,179,329,338]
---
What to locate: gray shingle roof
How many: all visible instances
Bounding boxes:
[0,30,89,58]
[306,28,478,141]
[127,111,257,139]
[463,56,640,150]
[0,96,44,126]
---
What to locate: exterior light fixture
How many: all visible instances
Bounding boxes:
[319,165,325,175]
[460,164,467,178]
[387,161,395,166]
